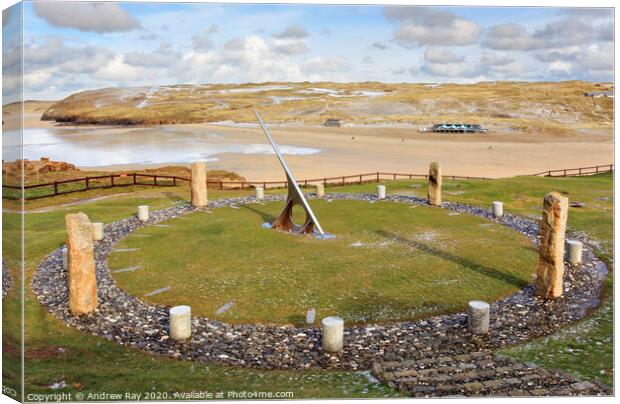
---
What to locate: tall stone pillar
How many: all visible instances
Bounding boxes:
[428,162,442,206]
[535,192,569,299]
[191,161,208,208]
[66,212,98,315]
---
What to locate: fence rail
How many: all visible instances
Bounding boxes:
[2,171,490,201]
[531,164,614,177]
[3,164,613,200]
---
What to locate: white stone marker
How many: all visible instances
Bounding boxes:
[377,185,386,200]
[255,186,265,200]
[492,201,504,218]
[137,205,149,222]
[467,300,490,334]
[315,183,325,198]
[61,246,68,271]
[169,305,192,341]
[92,222,104,241]
[306,308,316,324]
[566,240,583,265]
[322,316,344,352]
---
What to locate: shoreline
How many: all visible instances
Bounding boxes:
[4,109,614,181]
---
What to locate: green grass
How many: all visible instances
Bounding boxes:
[108,200,536,324]
[1,173,613,397]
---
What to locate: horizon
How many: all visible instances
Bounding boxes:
[2,2,614,104]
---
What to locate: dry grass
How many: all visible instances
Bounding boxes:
[40,81,613,135]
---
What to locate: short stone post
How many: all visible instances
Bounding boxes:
[61,246,68,271]
[255,186,264,200]
[535,192,569,299]
[306,308,316,324]
[191,161,208,208]
[169,305,192,341]
[491,201,503,218]
[315,183,325,198]
[467,300,490,334]
[428,162,442,206]
[566,240,583,265]
[377,185,386,200]
[322,316,344,352]
[92,222,104,241]
[137,205,149,222]
[66,213,98,315]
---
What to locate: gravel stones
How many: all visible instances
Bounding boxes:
[31,193,610,396]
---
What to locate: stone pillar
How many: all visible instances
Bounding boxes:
[66,213,98,315]
[92,222,104,241]
[306,308,316,324]
[61,246,68,271]
[255,186,264,200]
[322,316,344,352]
[428,162,442,206]
[467,300,490,334]
[190,161,208,208]
[566,240,583,265]
[137,205,149,222]
[377,185,386,200]
[535,192,569,299]
[315,183,325,198]
[492,201,503,218]
[169,305,192,341]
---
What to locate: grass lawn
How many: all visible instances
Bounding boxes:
[1,173,613,397]
[109,199,536,325]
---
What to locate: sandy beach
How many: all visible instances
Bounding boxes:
[4,108,614,181]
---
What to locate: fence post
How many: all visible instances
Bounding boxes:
[579,168,582,176]
[54,181,58,195]
[220,181,223,190]
[342,176,345,186]
[610,164,613,172]
[173,177,176,186]
[85,178,90,190]
[110,174,114,186]
[596,166,599,174]
[324,178,327,186]
[393,173,396,180]
[263,181,266,190]
[376,172,379,182]
[359,174,362,184]
[241,182,245,190]
[563,169,567,177]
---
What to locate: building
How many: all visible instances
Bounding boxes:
[583,91,614,98]
[324,119,341,127]
[428,123,488,133]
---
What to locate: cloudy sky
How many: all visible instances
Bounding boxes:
[2,2,615,101]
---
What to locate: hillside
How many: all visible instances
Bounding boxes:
[41,81,613,134]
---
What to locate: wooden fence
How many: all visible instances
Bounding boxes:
[3,164,613,200]
[2,171,490,201]
[531,164,614,177]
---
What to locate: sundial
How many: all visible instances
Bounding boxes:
[255,110,325,236]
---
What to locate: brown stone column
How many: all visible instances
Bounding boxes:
[428,162,442,206]
[535,192,569,299]
[66,212,98,314]
[190,161,208,208]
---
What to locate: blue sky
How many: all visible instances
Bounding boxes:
[2,2,614,101]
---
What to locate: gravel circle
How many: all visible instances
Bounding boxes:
[32,193,608,371]
[2,261,13,297]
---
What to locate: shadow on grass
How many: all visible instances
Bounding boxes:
[160,191,185,203]
[241,204,276,223]
[376,230,528,288]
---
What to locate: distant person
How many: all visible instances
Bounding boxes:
[351,136,355,140]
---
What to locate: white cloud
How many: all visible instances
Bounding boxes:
[125,43,182,67]
[302,57,350,74]
[482,15,612,51]
[33,2,139,33]
[273,24,309,39]
[272,39,309,55]
[384,6,480,47]
[371,41,389,50]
